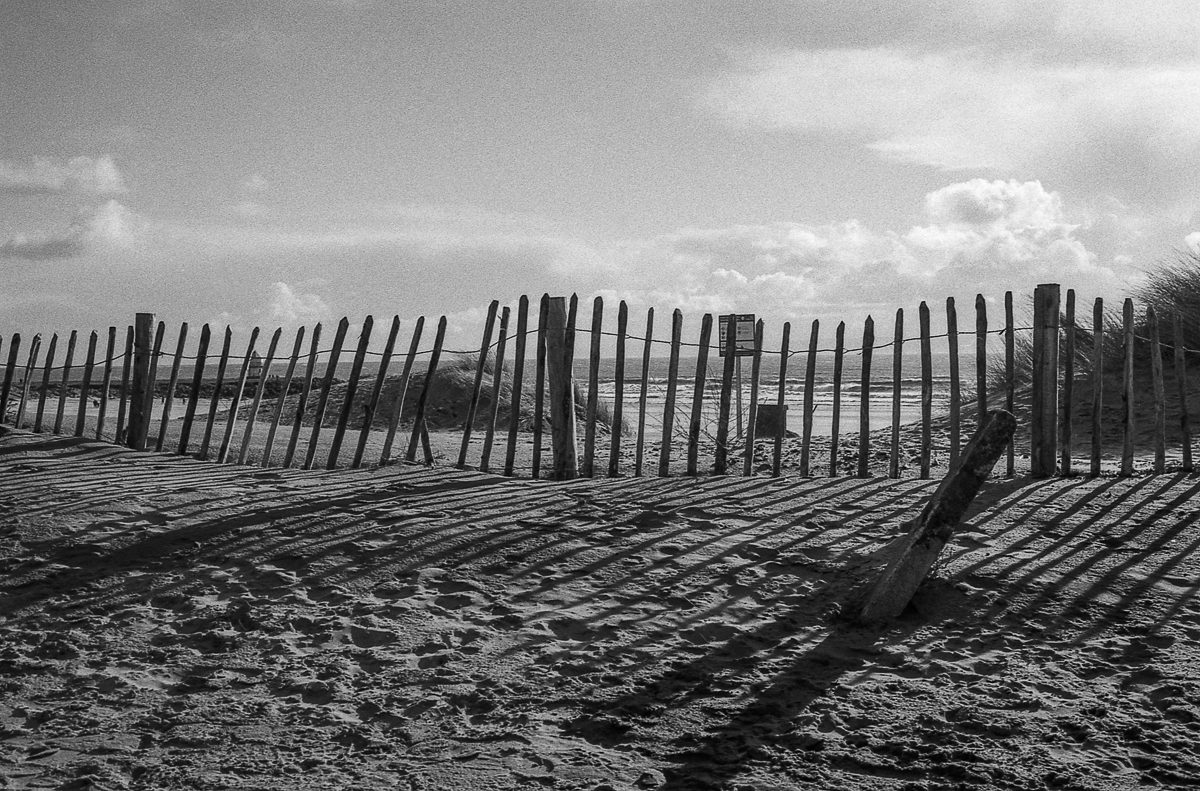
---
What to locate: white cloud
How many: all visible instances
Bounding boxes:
[266,282,332,325]
[1186,232,1200,255]
[0,200,144,260]
[702,48,1200,209]
[0,155,127,196]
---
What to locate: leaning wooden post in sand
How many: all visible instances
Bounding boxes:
[581,297,603,477]
[0,334,17,425]
[74,330,98,436]
[946,298,961,469]
[1173,311,1192,472]
[457,300,500,469]
[326,316,373,469]
[606,299,628,477]
[1147,307,1166,474]
[857,409,1016,623]
[127,313,154,450]
[1030,283,1060,478]
[800,319,819,477]
[53,330,78,435]
[544,296,579,480]
[504,296,530,477]
[856,316,873,478]
[1060,289,1076,475]
[686,313,714,476]
[15,335,41,429]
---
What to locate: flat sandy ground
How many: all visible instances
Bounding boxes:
[2,427,1199,789]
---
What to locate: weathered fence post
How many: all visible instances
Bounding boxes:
[857,409,1017,623]
[544,297,578,480]
[127,313,155,450]
[1030,284,1060,477]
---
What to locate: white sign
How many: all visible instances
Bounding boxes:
[718,314,757,357]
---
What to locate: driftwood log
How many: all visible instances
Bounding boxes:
[857,409,1017,623]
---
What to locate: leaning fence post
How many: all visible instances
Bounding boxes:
[1030,284,1060,477]
[544,296,578,480]
[127,313,155,450]
[857,409,1017,623]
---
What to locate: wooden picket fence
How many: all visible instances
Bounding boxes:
[0,285,1195,480]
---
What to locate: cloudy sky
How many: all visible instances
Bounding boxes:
[4,1,1200,346]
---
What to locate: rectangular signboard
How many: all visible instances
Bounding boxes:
[718,314,757,357]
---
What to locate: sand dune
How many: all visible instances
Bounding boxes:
[1,427,1199,789]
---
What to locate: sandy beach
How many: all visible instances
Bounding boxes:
[2,425,1199,789]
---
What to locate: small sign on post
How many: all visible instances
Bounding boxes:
[718,314,756,357]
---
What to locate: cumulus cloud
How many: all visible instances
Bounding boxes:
[266,282,332,325]
[0,155,127,196]
[0,201,144,260]
[702,48,1200,208]
[609,180,1123,321]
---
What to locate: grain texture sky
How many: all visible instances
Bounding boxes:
[3,1,1199,342]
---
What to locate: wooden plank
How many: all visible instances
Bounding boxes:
[889,309,903,479]
[405,316,446,464]
[1121,298,1135,477]
[607,300,628,477]
[34,334,57,433]
[1090,299,1104,476]
[96,327,116,440]
[302,317,349,470]
[114,326,133,444]
[1060,290,1076,475]
[714,314,736,475]
[15,334,41,429]
[504,296,531,477]
[742,319,764,477]
[545,297,579,480]
[53,330,78,435]
[142,321,166,446]
[800,319,819,476]
[857,409,1016,624]
[0,334,17,425]
[1004,292,1015,477]
[1148,307,1166,474]
[635,307,654,477]
[946,298,961,469]
[480,307,511,473]
[532,295,550,478]
[353,316,400,468]
[238,327,282,465]
[379,317,425,465]
[658,309,683,477]
[772,321,792,477]
[581,297,603,477]
[178,324,211,455]
[198,326,233,460]
[325,316,374,469]
[1030,284,1061,478]
[283,324,322,468]
[975,295,988,426]
[829,321,845,477]
[686,313,713,476]
[74,331,99,436]
[457,301,501,468]
[857,316,875,478]
[155,323,189,451]
[262,327,305,467]
[217,327,261,464]
[1174,311,1192,472]
[919,302,932,479]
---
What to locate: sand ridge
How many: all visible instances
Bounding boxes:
[1,427,1199,789]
